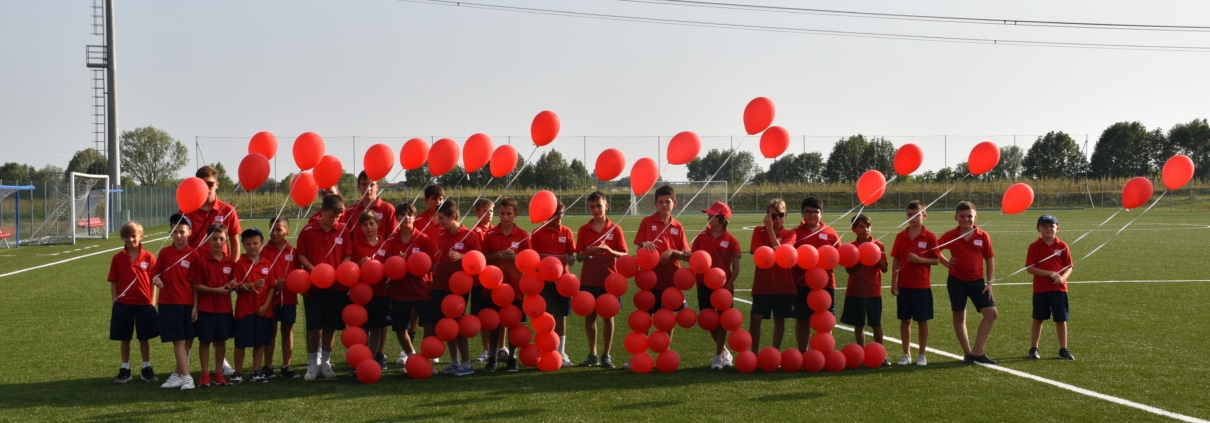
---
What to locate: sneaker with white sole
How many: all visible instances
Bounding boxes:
[281,365,299,379]
[113,368,132,384]
[319,363,337,378]
[1029,347,1041,359]
[622,359,631,370]
[710,355,724,370]
[141,366,159,382]
[180,375,196,391]
[721,349,734,367]
[396,352,409,366]
[897,354,912,366]
[561,353,574,367]
[475,350,491,363]
[221,360,235,377]
[497,347,510,361]
[916,355,928,366]
[455,361,474,376]
[600,355,614,369]
[160,373,185,389]
[441,362,461,375]
[304,363,319,381]
[228,371,244,385]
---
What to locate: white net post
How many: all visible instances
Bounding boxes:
[70,172,110,242]
[627,181,729,218]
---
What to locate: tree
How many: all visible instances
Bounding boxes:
[988,145,1025,180]
[212,162,235,191]
[1089,122,1164,178]
[66,148,108,176]
[0,162,36,183]
[1166,118,1210,181]
[32,164,63,184]
[822,135,867,183]
[568,159,592,190]
[1022,131,1089,179]
[120,126,189,187]
[760,152,825,184]
[859,137,896,179]
[686,149,759,186]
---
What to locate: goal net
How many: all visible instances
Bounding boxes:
[626,180,729,219]
[27,172,111,244]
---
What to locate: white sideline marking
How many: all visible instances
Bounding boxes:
[731,296,1208,423]
[0,236,169,280]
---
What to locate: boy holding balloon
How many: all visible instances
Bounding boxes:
[386,203,438,368]
[693,201,741,369]
[889,201,940,366]
[634,185,691,309]
[344,210,391,370]
[262,217,299,378]
[342,171,396,245]
[295,193,348,380]
[749,199,797,353]
[193,224,236,387]
[432,200,482,376]
[483,197,530,372]
[1025,214,1074,360]
[937,201,998,365]
[840,214,888,362]
[470,198,497,364]
[791,197,840,352]
[230,228,276,384]
[532,202,578,367]
[576,191,628,369]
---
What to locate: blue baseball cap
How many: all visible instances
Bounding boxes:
[1037,214,1058,226]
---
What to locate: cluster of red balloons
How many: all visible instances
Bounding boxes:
[1117,154,1196,210]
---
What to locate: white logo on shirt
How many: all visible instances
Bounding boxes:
[261,268,270,275]
[819,234,828,240]
[917,241,927,249]
[378,249,387,257]
[285,254,293,262]
[650,225,658,232]
[222,267,232,275]
[1055,249,1064,256]
[670,228,680,236]
[412,248,422,254]
[376,212,383,220]
[181,260,191,269]
[215,216,225,223]
[720,241,730,248]
[558,236,567,243]
[454,242,465,250]
[974,240,983,247]
[605,233,614,240]
[335,237,344,245]
[510,242,520,250]
[139,262,149,269]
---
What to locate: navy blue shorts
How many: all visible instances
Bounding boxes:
[541,283,571,317]
[795,287,835,320]
[946,276,995,312]
[470,285,494,315]
[110,303,159,341]
[196,311,233,344]
[273,304,297,325]
[645,289,684,314]
[1032,292,1070,322]
[304,288,349,331]
[896,287,934,322]
[840,296,883,328]
[391,300,437,331]
[696,286,731,311]
[751,294,795,319]
[581,285,607,299]
[157,304,195,343]
[366,296,391,329]
[234,316,274,348]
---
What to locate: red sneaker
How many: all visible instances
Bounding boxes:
[212,372,228,386]
[198,372,211,387]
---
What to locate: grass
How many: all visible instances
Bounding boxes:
[0,207,1207,421]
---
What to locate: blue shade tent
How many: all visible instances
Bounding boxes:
[0,185,35,248]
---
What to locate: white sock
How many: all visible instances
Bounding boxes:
[120,362,130,370]
[142,361,151,369]
[559,336,567,354]
[307,352,317,365]
[320,350,331,365]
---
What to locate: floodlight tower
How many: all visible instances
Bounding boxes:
[86,0,120,218]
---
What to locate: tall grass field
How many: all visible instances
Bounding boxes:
[0,207,1206,421]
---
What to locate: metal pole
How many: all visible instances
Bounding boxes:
[105,0,120,229]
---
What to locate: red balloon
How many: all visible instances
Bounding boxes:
[529,190,557,224]
[689,250,712,274]
[594,148,626,181]
[498,303,521,327]
[342,304,368,327]
[435,317,459,342]
[893,143,924,176]
[657,350,681,373]
[341,326,367,348]
[636,249,660,271]
[462,133,493,173]
[648,331,671,353]
[810,309,836,333]
[630,158,659,196]
[734,350,758,374]
[856,170,887,206]
[462,250,487,275]
[697,308,719,331]
[710,289,733,310]
[806,267,829,290]
[605,272,629,297]
[824,350,847,372]
[520,273,544,296]
[515,249,541,274]
[703,267,726,290]
[652,309,676,333]
[863,342,888,368]
[667,131,701,165]
[556,273,580,297]
[346,344,372,367]
[400,138,430,171]
[384,255,407,280]
[810,332,835,353]
[420,335,445,359]
[336,261,361,287]
[728,329,752,352]
[595,293,621,318]
[406,354,434,379]
[720,308,743,331]
[519,345,541,367]
[967,141,1001,176]
[538,256,564,281]
[660,289,685,310]
[238,153,270,191]
[842,343,865,369]
[286,268,311,294]
[356,357,383,384]
[248,131,278,160]
[363,144,394,181]
[523,294,547,318]
[673,267,696,291]
[1163,154,1195,190]
[759,126,790,158]
[493,283,517,308]
[509,325,532,347]
[428,138,460,177]
[753,246,776,269]
[175,177,208,214]
[632,290,655,312]
[449,271,473,295]
[616,255,639,278]
[571,291,596,316]
[781,349,803,372]
[293,132,325,170]
[624,331,649,355]
[361,259,384,284]
[408,252,432,277]
[797,244,819,270]
[313,155,343,190]
[802,349,826,372]
[458,314,481,338]
[533,313,556,334]
[479,265,503,289]
[817,245,839,270]
[1121,176,1154,209]
[629,352,654,374]
[535,331,559,351]
[634,270,656,291]
[808,289,832,312]
[858,242,882,267]
[490,145,519,178]
[288,171,317,207]
[531,110,560,146]
[311,263,335,289]
[758,347,781,372]
[837,244,859,268]
[349,282,372,306]
[775,244,798,269]
[441,294,466,319]
[743,97,775,135]
[477,308,500,331]
[1001,182,1035,215]
[538,350,563,371]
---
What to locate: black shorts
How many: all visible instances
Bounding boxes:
[795,287,835,320]
[751,294,795,319]
[110,303,159,341]
[696,286,731,311]
[896,287,934,322]
[541,283,571,317]
[233,316,274,348]
[581,285,608,299]
[366,296,391,329]
[304,288,350,331]
[470,285,494,314]
[1032,292,1070,322]
[196,311,233,344]
[946,276,995,312]
[273,304,297,325]
[157,304,195,343]
[839,296,883,328]
[391,300,437,331]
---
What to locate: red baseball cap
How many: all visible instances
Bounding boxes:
[702,201,732,219]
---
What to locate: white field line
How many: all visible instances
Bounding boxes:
[0,236,169,280]
[731,295,1208,423]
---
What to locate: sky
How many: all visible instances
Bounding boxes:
[3,0,1209,184]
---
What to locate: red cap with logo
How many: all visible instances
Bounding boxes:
[702,201,732,219]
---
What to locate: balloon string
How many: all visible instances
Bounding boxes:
[648,136,751,245]
[1068,208,1121,246]
[1079,190,1166,261]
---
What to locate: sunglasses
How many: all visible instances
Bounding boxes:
[204,180,216,188]
[769,213,786,219]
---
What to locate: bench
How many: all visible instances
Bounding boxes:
[0,227,12,248]
[77,217,105,228]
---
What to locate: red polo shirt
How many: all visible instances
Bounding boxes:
[890,227,938,289]
[1027,237,1072,293]
[843,239,885,298]
[792,223,840,289]
[261,241,298,305]
[193,252,235,314]
[483,225,531,298]
[154,245,196,306]
[577,219,627,287]
[386,229,436,301]
[938,226,995,282]
[531,225,576,277]
[184,199,241,253]
[690,230,740,289]
[234,255,275,319]
[433,225,482,292]
[750,227,797,295]
[633,214,688,290]
[108,246,156,306]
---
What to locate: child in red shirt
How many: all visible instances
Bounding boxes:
[633,185,690,309]
[749,199,797,353]
[231,228,276,383]
[296,193,347,380]
[344,210,392,370]
[791,197,840,351]
[693,202,740,369]
[576,191,627,369]
[433,200,482,376]
[385,203,437,368]
[193,224,237,387]
[889,201,940,366]
[840,214,888,361]
[107,221,159,384]
[151,214,197,389]
[531,201,577,367]
[261,217,298,378]
[470,198,495,363]
[482,197,530,372]
[938,201,998,365]
[1025,214,1075,360]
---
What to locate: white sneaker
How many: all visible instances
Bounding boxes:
[319,363,337,379]
[710,355,724,370]
[897,354,911,366]
[916,355,928,366]
[721,349,734,367]
[221,360,235,377]
[622,359,631,370]
[497,347,510,360]
[561,353,574,367]
[160,373,184,389]
[475,350,491,363]
[396,352,409,366]
[304,363,318,381]
[179,375,196,391]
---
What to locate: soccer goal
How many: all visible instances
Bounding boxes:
[27,172,112,244]
[626,180,729,218]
